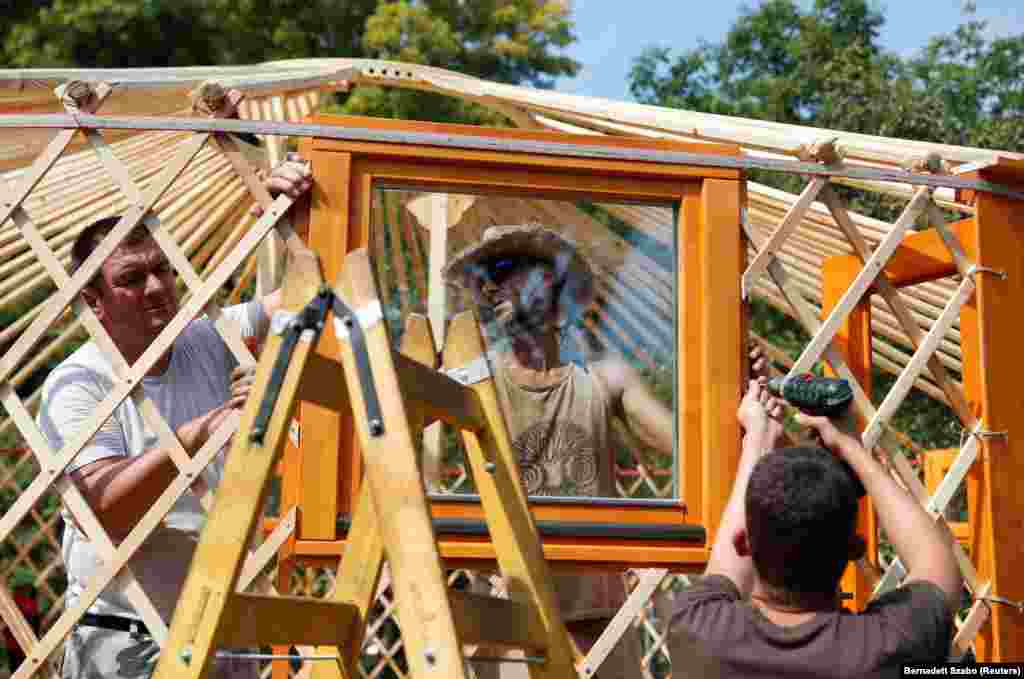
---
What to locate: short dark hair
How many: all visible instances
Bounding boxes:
[70,216,152,286]
[745,447,861,595]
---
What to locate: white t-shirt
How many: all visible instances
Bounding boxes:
[37,301,267,622]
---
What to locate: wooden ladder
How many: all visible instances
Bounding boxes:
[152,244,578,679]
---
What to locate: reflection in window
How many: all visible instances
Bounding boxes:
[371,190,677,503]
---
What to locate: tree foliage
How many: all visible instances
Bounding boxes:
[629,0,1023,152]
[1,0,579,123]
[630,0,1024,449]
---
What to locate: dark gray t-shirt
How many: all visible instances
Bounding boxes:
[668,575,953,679]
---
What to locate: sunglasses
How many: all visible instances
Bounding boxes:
[480,256,549,285]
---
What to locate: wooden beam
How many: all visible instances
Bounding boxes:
[699,179,743,543]
[963,187,1024,661]
[299,148,354,538]
[680,185,704,520]
[823,256,879,611]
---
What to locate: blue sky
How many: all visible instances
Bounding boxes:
[556,1,1023,102]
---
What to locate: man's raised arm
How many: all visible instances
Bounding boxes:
[796,413,962,614]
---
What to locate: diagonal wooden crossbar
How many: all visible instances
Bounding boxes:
[740,151,999,658]
[0,80,302,677]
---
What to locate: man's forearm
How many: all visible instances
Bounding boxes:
[620,386,675,456]
[705,423,771,591]
[72,448,181,541]
[839,439,960,604]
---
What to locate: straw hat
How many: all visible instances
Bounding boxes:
[444,224,595,319]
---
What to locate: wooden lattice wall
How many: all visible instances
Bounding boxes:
[0,68,1020,678]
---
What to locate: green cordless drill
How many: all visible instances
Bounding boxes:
[767,373,854,418]
[767,373,865,497]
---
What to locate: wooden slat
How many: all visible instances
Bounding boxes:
[311,486,386,679]
[822,186,977,430]
[400,193,430,304]
[0,579,58,679]
[952,582,992,660]
[393,352,487,432]
[217,593,358,647]
[0,130,211,384]
[449,591,547,651]
[384,191,411,319]
[742,177,827,298]
[862,275,976,449]
[579,569,667,677]
[790,187,931,376]
[1,382,239,665]
[371,190,394,315]
[237,507,297,594]
[399,313,443,490]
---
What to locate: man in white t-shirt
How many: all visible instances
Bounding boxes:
[36,158,312,678]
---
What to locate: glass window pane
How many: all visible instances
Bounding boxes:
[370,188,678,504]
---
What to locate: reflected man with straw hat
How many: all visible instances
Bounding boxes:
[445,223,675,677]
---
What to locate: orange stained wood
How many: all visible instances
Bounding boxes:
[822,255,878,612]
[680,184,704,524]
[287,115,757,568]
[699,179,744,545]
[350,156,712,204]
[825,217,975,290]
[287,538,710,574]
[309,114,742,181]
[962,187,1024,662]
[294,144,358,537]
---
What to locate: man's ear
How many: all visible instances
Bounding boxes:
[733,528,752,558]
[847,534,866,561]
[81,285,102,316]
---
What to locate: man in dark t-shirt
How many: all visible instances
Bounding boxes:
[668,380,959,678]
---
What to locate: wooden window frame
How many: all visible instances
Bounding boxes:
[285,114,746,570]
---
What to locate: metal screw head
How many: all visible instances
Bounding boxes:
[369,419,384,436]
[484,462,496,473]
[179,647,193,665]
[423,649,436,666]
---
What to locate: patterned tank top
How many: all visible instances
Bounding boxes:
[492,357,626,621]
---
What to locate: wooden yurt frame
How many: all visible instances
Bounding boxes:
[0,60,1020,675]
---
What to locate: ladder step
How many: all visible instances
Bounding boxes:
[449,591,547,652]
[217,593,358,647]
[393,353,487,431]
